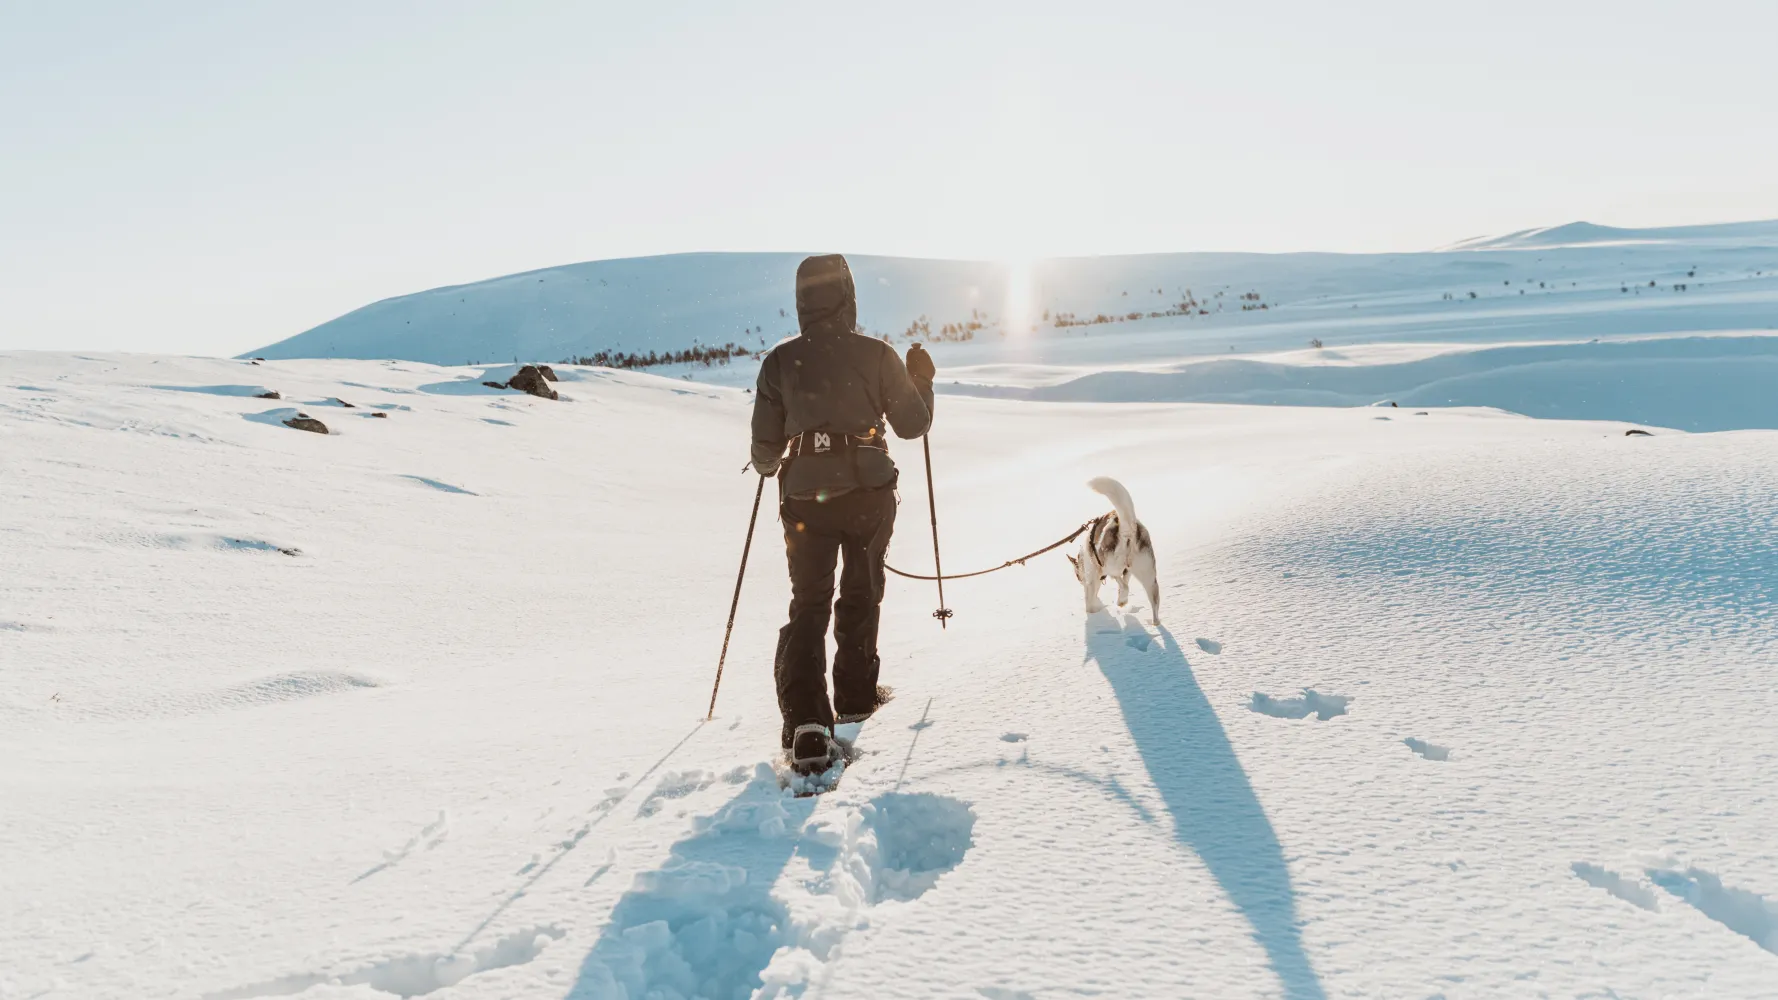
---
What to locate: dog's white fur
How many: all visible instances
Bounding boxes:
[1068,477,1160,624]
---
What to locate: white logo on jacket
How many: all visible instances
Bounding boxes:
[813,432,832,453]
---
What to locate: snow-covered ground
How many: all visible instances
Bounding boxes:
[6,342,1777,999]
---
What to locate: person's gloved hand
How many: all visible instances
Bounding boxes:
[905,343,935,381]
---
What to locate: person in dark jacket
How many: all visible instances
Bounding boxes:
[751,253,935,772]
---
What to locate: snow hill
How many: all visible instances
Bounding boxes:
[5,351,1778,999]
[245,225,1778,391]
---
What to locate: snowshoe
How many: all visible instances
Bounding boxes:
[788,723,834,776]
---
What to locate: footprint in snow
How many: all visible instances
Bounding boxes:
[1250,689,1351,721]
[635,769,715,817]
[1572,862,1660,911]
[1403,737,1451,761]
[572,782,975,999]
[209,924,564,999]
[1644,862,1778,953]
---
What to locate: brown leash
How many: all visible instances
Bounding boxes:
[885,518,1099,582]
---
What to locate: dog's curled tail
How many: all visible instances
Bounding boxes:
[1087,476,1137,525]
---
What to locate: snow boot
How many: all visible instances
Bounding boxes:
[836,684,895,726]
[789,723,834,775]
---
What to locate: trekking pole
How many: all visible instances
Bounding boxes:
[707,473,766,719]
[921,434,953,628]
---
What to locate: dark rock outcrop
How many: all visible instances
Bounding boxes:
[1625,429,1653,436]
[256,390,281,399]
[283,413,329,434]
[508,365,559,400]
[537,365,559,382]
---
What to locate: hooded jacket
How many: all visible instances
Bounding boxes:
[750,254,934,499]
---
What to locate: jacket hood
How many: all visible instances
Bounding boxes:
[795,254,857,338]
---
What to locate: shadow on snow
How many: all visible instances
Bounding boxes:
[1085,612,1326,1000]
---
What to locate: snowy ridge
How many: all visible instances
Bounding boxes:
[5,352,1778,998]
[243,227,1778,375]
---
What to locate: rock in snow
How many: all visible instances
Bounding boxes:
[281,413,328,434]
[508,365,559,400]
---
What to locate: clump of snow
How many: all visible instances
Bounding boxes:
[636,769,717,817]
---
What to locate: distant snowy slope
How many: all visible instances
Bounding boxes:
[1442,219,1778,251]
[946,334,1778,432]
[245,233,1778,372]
[246,253,1020,366]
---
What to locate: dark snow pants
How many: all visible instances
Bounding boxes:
[775,486,896,745]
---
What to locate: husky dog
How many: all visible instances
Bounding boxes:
[1067,477,1160,624]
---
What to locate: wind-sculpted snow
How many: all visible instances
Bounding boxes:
[1239,437,1778,652]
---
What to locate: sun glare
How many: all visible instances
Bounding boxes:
[1003,259,1035,337]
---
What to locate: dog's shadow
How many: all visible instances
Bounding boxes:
[1085,612,1326,1000]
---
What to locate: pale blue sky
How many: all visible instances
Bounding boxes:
[4,1,1776,355]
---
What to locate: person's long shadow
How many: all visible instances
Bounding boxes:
[565,774,816,1000]
[1086,612,1326,1000]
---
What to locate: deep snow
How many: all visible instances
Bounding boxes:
[5,345,1778,999]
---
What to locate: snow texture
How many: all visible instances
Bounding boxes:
[8,232,1778,998]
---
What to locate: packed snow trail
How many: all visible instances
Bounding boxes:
[4,353,1778,998]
